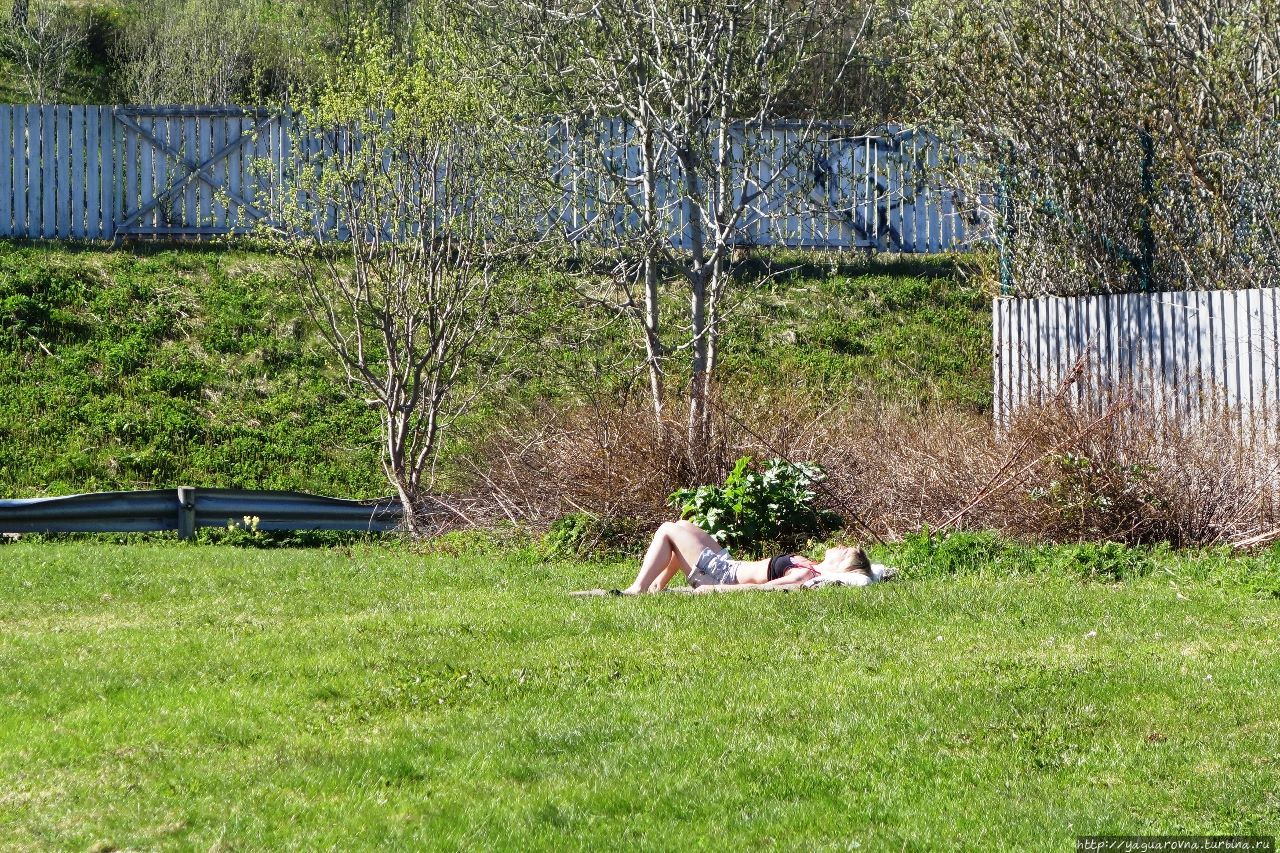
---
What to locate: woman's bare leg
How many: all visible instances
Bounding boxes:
[624,521,722,594]
[648,554,682,592]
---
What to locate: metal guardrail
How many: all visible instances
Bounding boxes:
[0,488,402,539]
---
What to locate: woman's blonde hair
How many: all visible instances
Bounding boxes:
[817,545,872,576]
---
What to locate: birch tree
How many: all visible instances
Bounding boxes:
[494,0,878,458]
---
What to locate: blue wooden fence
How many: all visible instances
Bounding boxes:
[0,105,981,251]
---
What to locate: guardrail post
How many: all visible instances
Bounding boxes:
[177,487,196,540]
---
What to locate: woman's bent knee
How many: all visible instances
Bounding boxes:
[656,521,679,539]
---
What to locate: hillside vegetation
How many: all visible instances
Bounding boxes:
[0,243,385,497]
[0,242,992,498]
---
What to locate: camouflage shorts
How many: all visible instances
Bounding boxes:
[689,548,739,587]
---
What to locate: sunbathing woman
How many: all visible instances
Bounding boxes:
[622,519,871,594]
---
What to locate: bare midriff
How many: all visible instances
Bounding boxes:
[732,557,772,585]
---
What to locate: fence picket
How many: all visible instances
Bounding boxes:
[197,114,212,229]
[100,107,114,239]
[39,105,53,238]
[55,106,70,238]
[21,106,35,237]
[139,114,154,233]
[124,113,138,230]
[70,107,85,238]
[0,106,11,237]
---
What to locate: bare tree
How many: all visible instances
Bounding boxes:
[1,0,89,102]
[907,0,1280,295]
[494,0,879,458]
[261,30,556,533]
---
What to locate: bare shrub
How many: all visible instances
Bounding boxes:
[1003,397,1280,547]
[462,395,717,532]
[463,381,1280,549]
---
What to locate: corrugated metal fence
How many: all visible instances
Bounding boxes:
[0,105,977,251]
[0,487,402,538]
[993,287,1280,426]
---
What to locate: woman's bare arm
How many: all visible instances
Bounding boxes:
[759,566,817,589]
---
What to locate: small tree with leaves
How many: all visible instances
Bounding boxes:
[261,27,556,533]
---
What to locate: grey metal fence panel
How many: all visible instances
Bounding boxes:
[192,489,401,533]
[993,287,1280,425]
[0,488,403,537]
[0,489,179,533]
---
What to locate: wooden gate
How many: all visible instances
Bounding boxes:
[112,106,285,239]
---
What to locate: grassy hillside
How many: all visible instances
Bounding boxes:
[723,254,992,410]
[0,242,993,498]
[0,243,385,497]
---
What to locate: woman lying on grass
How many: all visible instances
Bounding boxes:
[621,519,872,594]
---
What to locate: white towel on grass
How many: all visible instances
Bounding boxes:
[802,563,894,589]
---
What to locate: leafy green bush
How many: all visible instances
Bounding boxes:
[669,456,840,552]
[895,530,1012,577]
[541,512,644,559]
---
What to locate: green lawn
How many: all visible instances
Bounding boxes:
[1,541,1277,850]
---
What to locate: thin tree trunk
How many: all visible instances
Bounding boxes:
[643,255,664,423]
[384,412,422,537]
[639,123,664,424]
[680,133,713,462]
[702,252,723,438]
[688,270,709,461]
[391,479,421,536]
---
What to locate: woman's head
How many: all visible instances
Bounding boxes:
[816,545,872,576]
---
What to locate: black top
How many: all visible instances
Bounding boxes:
[767,554,794,581]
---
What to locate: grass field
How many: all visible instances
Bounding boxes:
[2,540,1277,850]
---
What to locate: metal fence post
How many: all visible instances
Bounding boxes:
[996,143,1015,296]
[1137,126,1155,293]
[177,487,196,540]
